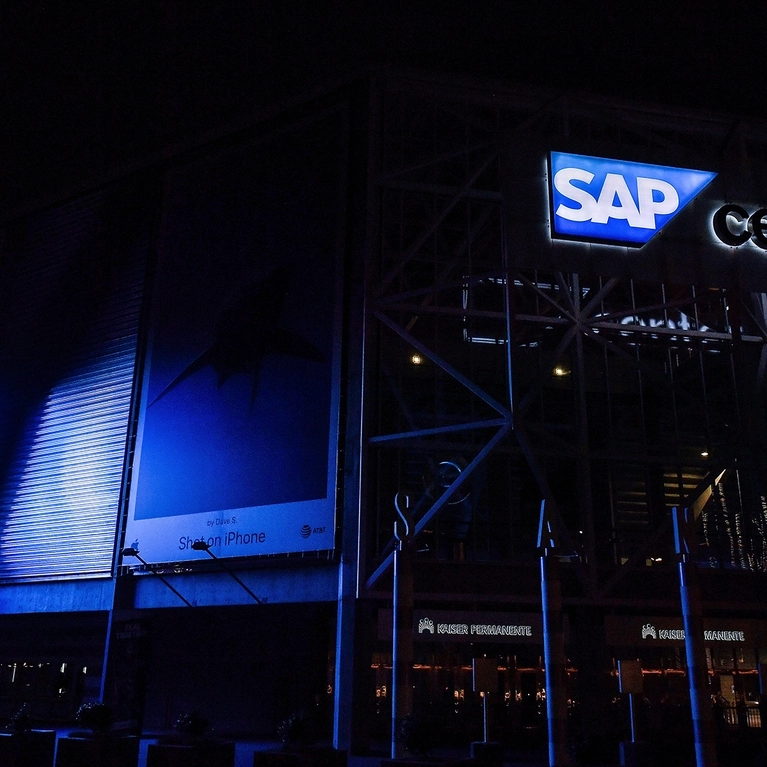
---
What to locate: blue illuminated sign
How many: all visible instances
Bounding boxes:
[549,152,716,247]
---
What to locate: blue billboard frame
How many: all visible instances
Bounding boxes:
[125,117,345,565]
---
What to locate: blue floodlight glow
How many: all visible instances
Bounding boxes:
[0,348,136,579]
[549,152,716,247]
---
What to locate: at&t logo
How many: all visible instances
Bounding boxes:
[300,524,327,539]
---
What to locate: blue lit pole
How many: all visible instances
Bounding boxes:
[538,500,571,767]
[392,493,414,759]
[673,507,717,767]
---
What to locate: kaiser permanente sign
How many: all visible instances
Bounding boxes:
[605,616,767,647]
[378,610,545,644]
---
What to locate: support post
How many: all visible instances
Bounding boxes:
[99,580,118,704]
[673,507,717,767]
[538,500,571,767]
[391,494,414,759]
[334,558,357,751]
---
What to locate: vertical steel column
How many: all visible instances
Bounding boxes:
[334,558,357,751]
[335,81,375,753]
[391,494,414,759]
[673,507,717,767]
[571,276,597,591]
[538,500,571,767]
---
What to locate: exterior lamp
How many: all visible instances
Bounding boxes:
[190,540,264,604]
[121,546,140,558]
[120,547,192,607]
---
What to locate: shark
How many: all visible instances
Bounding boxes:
[148,267,325,408]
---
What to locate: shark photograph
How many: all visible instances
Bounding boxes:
[149,266,325,409]
[125,116,344,560]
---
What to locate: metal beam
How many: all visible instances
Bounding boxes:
[379,151,499,292]
[374,309,512,419]
[365,421,512,591]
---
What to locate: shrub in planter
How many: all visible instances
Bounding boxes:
[0,704,56,767]
[278,712,319,751]
[175,711,209,742]
[7,703,32,736]
[397,713,439,758]
[145,710,235,767]
[55,703,139,767]
[253,712,346,767]
[76,702,114,736]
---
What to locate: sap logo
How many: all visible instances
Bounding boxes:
[549,152,716,247]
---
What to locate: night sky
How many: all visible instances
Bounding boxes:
[3,1,766,218]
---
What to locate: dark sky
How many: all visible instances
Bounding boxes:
[2,1,765,217]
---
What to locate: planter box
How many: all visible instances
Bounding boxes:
[254,747,348,767]
[146,740,236,767]
[54,735,139,767]
[253,751,303,767]
[470,741,503,767]
[0,730,56,767]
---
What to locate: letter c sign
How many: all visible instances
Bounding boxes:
[713,204,767,249]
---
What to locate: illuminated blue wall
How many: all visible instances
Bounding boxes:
[0,187,149,582]
[0,110,346,588]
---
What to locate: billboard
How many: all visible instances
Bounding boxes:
[125,114,344,563]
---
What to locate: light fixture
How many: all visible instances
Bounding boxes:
[553,365,569,377]
[121,546,140,557]
[190,540,264,604]
[701,450,709,458]
[410,353,423,365]
[121,547,192,607]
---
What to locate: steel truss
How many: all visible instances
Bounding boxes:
[363,78,767,600]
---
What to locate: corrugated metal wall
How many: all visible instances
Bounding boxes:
[0,184,149,581]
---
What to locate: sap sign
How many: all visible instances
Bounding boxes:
[549,152,717,247]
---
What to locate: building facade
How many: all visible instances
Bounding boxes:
[1,75,767,760]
